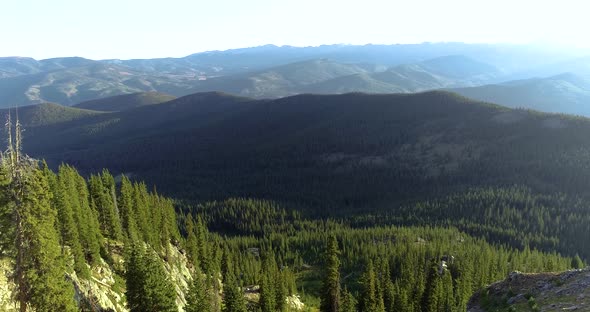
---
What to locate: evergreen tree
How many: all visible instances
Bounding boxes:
[383,279,396,312]
[196,216,212,274]
[73,172,102,264]
[341,287,357,312]
[423,259,443,312]
[185,214,200,268]
[259,272,276,312]
[572,254,584,269]
[221,245,232,283]
[359,261,383,312]
[6,163,77,312]
[185,267,211,312]
[275,267,288,312]
[125,243,177,312]
[89,172,123,241]
[222,270,247,312]
[441,269,454,312]
[118,175,138,241]
[320,234,341,312]
[48,165,89,278]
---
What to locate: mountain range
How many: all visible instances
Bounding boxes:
[2,43,590,116]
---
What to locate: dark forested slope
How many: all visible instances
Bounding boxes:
[14,91,590,205]
[11,92,590,209]
[15,90,590,260]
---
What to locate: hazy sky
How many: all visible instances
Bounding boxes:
[1,0,587,60]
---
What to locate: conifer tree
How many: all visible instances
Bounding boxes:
[341,287,357,312]
[185,214,200,268]
[47,165,89,278]
[196,216,212,274]
[4,161,77,312]
[73,172,102,264]
[89,172,123,241]
[185,267,211,312]
[275,267,288,312]
[394,284,412,312]
[132,182,151,243]
[359,261,385,312]
[125,243,177,312]
[383,279,396,312]
[423,259,443,312]
[0,161,11,253]
[320,234,341,312]
[259,249,279,312]
[359,261,383,312]
[118,175,138,241]
[441,269,454,312]
[572,254,584,269]
[221,245,232,283]
[222,269,247,312]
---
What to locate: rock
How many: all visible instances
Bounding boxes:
[507,293,524,304]
[286,294,305,311]
[508,271,522,281]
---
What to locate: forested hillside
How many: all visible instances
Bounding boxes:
[74,92,176,112]
[0,107,580,311]
[0,155,576,311]
[9,90,590,263]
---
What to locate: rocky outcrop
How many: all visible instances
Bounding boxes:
[468,269,590,311]
[0,258,16,312]
[0,243,192,312]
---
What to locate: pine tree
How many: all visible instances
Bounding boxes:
[118,175,138,241]
[6,162,77,312]
[196,216,212,274]
[394,284,413,312]
[221,245,232,283]
[441,269,454,312]
[185,267,211,312]
[320,234,341,312]
[125,243,177,312]
[359,260,383,312]
[423,259,443,312]
[383,279,396,312]
[222,269,247,312]
[341,287,357,312]
[89,172,123,241]
[572,254,584,269]
[47,165,89,278]
[259,272,276,312]
[275,267,288,312]
[185,214,200,268]
[132,182,151,243]
[73,172,102,264]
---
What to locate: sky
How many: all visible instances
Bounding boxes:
[1,0,588,60]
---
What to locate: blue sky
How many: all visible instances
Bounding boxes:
[1,0,588,60]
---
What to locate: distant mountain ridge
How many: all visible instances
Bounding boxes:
[451,73,590,115]
[190,56,501,97]
[1,43,590,116]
